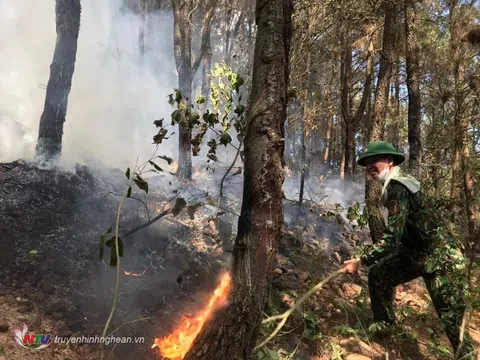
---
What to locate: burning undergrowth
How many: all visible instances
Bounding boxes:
[0,159,230,359]
[0,159,363,359]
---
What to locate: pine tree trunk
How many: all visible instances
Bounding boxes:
[139,0,147,58]
[366,0,398,242]
[36,0,81,159]
[201,35,212,108]
[183,0,292,358]
[323,110,333,165]
[173,0,216,180]
[405,0,422,178]
[299,50,312,212]
[462,133,480,254]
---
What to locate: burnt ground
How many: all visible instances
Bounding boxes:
[1,159,476,360]
[0,160,352,360]
[0,160,234,359]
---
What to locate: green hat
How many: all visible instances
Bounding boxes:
[357,141,405,167]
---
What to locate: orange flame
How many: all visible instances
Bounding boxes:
[124,270,145,277]
[152,272,232,359]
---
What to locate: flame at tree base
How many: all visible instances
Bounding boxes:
[152,272,232,359]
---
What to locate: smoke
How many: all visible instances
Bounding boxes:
[0,0,178,170]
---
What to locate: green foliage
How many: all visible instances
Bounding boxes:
[334,324,358,337]
[258,347,280,360]
[346,201,369,228]
[330,343,346,360]
[133,173,148,194]
[155,62,246,165]
[302,312,322,340]
[99,226,124,267]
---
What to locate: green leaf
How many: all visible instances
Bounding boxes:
[29,250,38,255]
[175,89,183,103]
[172,198,187,216]
[257,347,280,360]
[110,250,118,267]
[126,186,132,198]
[153,118,164,127]
[168,94,174,106]
[153,128,168,144]
[234,105,245,115]
[104,236,124,267]
[158,155,174,165]
[219,132,232,146]
[195,94,205,104]
[171,110,181,124]
[125,168,130,180]
[133,174,149,194]
[105,237,115,247]
[149,161,164,172]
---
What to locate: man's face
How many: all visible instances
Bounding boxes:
[364,156,393,179]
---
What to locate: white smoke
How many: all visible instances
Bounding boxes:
[0,0,178,170]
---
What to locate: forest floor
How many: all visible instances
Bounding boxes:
[0,160,478,360]
[259,231,480,360]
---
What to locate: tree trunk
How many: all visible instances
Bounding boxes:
[183,0,292,357]
[366,0,398,243]
[344,39,373,181]
[448,2,465,199]
[323,109,333,165]
[172,0,217,180]
[391,55,400,149]
[201,32,212,108]
[323,69,335,165]
[405,0,422,178]
[341,37,352,180]
[139,0,147,58]
[462,126,480,254]
[298,49,312,214]
[36,0,81,159]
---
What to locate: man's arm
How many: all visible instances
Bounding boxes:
[360,183,411,266]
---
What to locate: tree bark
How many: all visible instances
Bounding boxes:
[139,0,147,58]
[201,30,213,108]
[366,0,398,243]
[448,1,465,199]
[340,37,352,180]
[405,0,422,178]
[298,49,312,215]
[344,38,374,181]
[183,0,292,357]
[172,0,216,180]
[36,0,81,159]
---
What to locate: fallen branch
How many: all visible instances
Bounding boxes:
[123,208,171,238]
[253,268,345,351]
[122,194,179,239]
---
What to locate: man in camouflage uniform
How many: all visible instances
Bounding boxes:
[343,141,475,359]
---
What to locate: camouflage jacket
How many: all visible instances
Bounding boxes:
[360,178,442,267]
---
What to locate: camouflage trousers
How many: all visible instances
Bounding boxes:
[368,248,475,359]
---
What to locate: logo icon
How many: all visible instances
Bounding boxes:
[13,324,51,350]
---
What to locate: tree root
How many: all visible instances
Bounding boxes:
[253,268,345,351]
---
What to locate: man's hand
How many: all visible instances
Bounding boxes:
[343,258,360,274]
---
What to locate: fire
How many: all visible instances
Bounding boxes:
[152,272,232,359]
[124,270,145,277]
